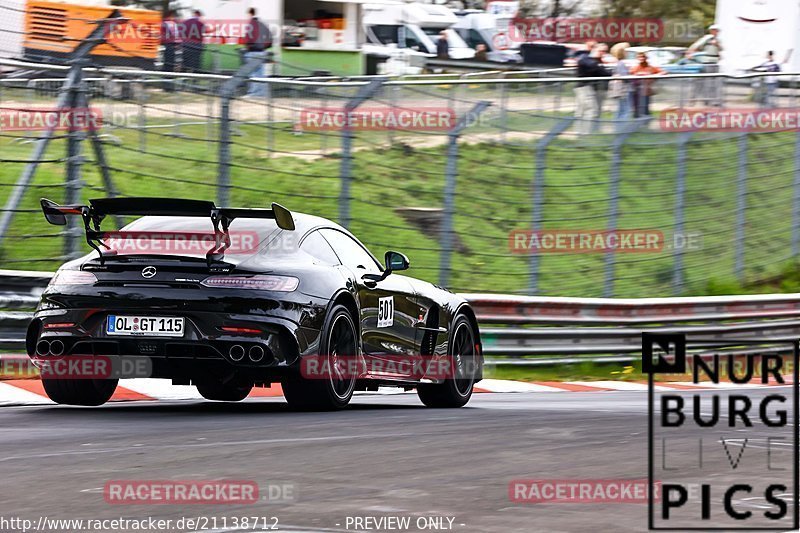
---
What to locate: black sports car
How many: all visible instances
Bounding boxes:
[27,198,483,410]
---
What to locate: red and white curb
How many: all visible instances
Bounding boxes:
[0,378,791,406]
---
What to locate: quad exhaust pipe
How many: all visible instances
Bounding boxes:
[35,339,65,356]
[229,344,245,362]
[49,339,64,356]
[226,343,268,363]
[36,340,50,356]
[248,345,265,362]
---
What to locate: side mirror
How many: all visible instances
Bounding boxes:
[362,251,409,284]
[385,250,409,272]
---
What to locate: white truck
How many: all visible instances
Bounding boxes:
[715,0,800,74]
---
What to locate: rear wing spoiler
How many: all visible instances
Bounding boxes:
[41,197,295,268]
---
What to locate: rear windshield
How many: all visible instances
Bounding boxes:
[101,216,284,261]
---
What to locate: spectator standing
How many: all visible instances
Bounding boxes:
[574,42,611,134]
[160,10,181,91]
[609,42,633,122]
[437,31,449,59]
[474,43,488,62]
[630,52,664,117]
[594,43,610,116]
[687,24,722,105]
[243,7,272,98]
[687,24,723,64]
[754,50,781,107]
[182,9,205,73]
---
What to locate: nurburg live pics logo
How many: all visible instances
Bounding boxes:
[644,333,800,530]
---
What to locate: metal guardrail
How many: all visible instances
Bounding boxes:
[466,293,800,364]
[2,271,800,365]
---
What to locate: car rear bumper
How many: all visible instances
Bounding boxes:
[27,306,321,380]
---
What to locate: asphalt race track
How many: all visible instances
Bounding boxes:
[0,388,795,533]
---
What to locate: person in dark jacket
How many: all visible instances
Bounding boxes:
[475,43,488,62]
[181,9,205,73]
[574,42,611,133]
[160,10,180,91]
[436,31,449,59]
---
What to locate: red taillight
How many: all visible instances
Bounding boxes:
[221,326,261,335]
[44,322,75,330]
[49,270,97,286]
[201,275,299,292]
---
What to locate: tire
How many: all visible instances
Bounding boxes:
[41,378,118,406]
[417,315,478,408]
[282,305,358,411]
[195,375,253,402]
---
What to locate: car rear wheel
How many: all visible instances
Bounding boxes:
[41,378,118,406]
[417,315,477,408]
[282,305,358,411]
[195,374,253,402]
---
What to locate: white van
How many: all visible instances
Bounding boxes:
[453,11,521,63]
[364,3,475,60]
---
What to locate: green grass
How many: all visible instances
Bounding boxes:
[0,118,797,297]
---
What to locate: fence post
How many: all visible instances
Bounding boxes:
[672,132,693,295]
[528,118,574,295]
[792,128,800,256]
[338,78,386,229]
[319,83,329,155]
[603,121,644,298]
[734,134,749,281]
[64,60,88,258]
[138,77,147,152]
[206,78,214,152]
[439,101,491,288]
[498,77,508,144]
[217,56,266,207]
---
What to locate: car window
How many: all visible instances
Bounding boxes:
[319,229,382,273]
[405,31,424,51]
[370,25,399,45]
[467,29,486,48]
[300,230,340,266]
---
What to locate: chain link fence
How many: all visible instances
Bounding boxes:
[1,54,799,298]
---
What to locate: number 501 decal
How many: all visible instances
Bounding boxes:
[378,296,394,328]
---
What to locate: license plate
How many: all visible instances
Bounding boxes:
[106,315,184,337]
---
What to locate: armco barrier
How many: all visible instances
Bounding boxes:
[3,272,800,364]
